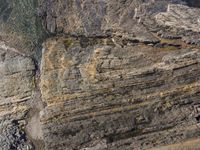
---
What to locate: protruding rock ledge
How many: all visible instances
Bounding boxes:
[155,4,200,32]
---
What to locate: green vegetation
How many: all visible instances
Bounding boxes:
[63,38,73,49]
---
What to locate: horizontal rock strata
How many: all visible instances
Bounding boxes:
[1,0,200,150]
[0,43,35,149]
[40,37,200,149]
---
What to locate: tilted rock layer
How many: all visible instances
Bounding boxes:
[0,0,200,150]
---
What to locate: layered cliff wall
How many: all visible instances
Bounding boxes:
[0,0,200,150]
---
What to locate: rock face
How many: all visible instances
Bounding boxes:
[156,4,200,32]
[40,37,200,150]
[1,0,200,150]
[0,43,35,149]
[0,0,45,61]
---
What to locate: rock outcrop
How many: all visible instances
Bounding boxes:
[0,43,35,149]
[1,0,200,150]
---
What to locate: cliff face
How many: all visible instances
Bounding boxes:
[0,0,200,150]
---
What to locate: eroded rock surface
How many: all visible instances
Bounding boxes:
[156,4,200,32]
[1,0,200,150]
[0,43,35,149]
[40,36,200,150]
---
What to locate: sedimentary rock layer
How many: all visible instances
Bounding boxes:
[0,43,35,149]
[1,0,200,150]
[40,35,200,149]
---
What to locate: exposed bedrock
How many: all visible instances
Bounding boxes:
[40,36,200,150]
[0,44,36,149]
[1,0,200,150]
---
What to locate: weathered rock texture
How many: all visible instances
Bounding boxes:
[1,0,200,150]
[0,0,45,61]
[0,43,35,149]
[40,36,200,150]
